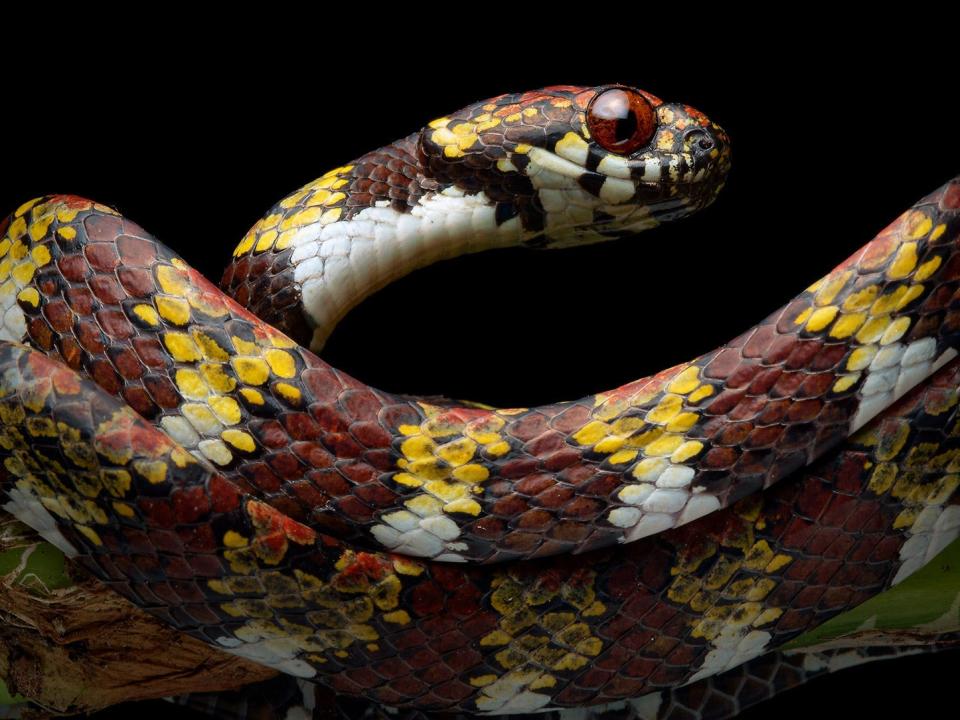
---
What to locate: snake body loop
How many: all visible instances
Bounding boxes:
[0,85,959,715]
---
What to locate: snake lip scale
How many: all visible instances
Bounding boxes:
[0,84,958,715]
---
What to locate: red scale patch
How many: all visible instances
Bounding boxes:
[84,243,120,271]
[116,235,158,266]
[83,214,123,244]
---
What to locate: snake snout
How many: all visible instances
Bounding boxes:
[684,122,731,177]
[685,128,715,151]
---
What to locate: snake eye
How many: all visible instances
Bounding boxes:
[586,87,657,155]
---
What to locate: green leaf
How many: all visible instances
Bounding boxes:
[0,677,25,706]
[0,538,73,595]
[787,537,960,648]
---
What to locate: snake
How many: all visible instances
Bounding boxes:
[0,83,959,717]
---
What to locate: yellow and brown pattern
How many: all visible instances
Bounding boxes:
[1,157,960,570]
[1,327,959,712]
[1,85,960,715]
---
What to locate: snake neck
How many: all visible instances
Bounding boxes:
[222,134,533,351]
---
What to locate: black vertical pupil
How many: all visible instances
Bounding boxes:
[615,112,637,143]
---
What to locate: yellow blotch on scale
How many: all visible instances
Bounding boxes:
[573,421,609,446]
[16,287,39,308]
[896,284,925,310]
[175,369,210,400]
[435,438,477,466]
[814,271,851,306]
[28,215,54,242]
[254,230,277,253]
[383,610,411,625]
[915,256,942,282]
[667,366,701,395]
[887,242,918,279]
[260,213,281,230]
[445,498,482,515]
[30,245,52,266]
[451,464,489,484]
[880,317,911,345]
[274,382,302,404]
[855,316,891,344]
[423,479,467,503]
[279,206,327,231]
[671,440,703,463]
[804,305,838,333]
[847,345,877,371]
[593,435,624,454]
[231,336,259,355]
[393,473,422,488]
[164,332,202,362]
[156,265,189,296]
[829,312,866,339]
[608,449,639,465]
[902,210,933,241]
[14,198,41,217]
[76,525,103,546]
[222,429,256,452]
[688,385,714,404]
[239,387,264,405]
[842,285,878,312]
[200,363,236,393]
[401,435,436,460]
[278,188,310,210]
[223,530,248,548]
[273,230,297,251]
[646,394,683,424]
[132,304,160,326]
[7,220,26,245]
[871,286,909,315]
[133,459,168,485]
[56,206,80,223]
[209,396,242,425]
[268,333,297,349]
[264,349,296,378]
[555,132,589,161]
[11,261,36,285]
[470,675,497,688]
[233,232,256,257]
[833,373,861,393]
[156,295,191,325]
[232,357,271,385]
[113,501,135,518]
[486,440,510,456]
[645,434,685,457]
[171,448,194,468]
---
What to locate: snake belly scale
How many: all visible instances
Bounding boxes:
[0,84,959,714]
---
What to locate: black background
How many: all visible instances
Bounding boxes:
[2,27,960,719]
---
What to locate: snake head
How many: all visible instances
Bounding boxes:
[419,84,731,247]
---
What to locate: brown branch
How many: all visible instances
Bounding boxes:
[0,513,275,716]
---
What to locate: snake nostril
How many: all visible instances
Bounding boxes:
[685,130,714,152]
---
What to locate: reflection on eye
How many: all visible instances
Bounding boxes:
[586,87,657,155]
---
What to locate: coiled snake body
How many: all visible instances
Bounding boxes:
[0,84,959,715]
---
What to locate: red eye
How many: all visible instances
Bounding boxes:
[586,87,657,155]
